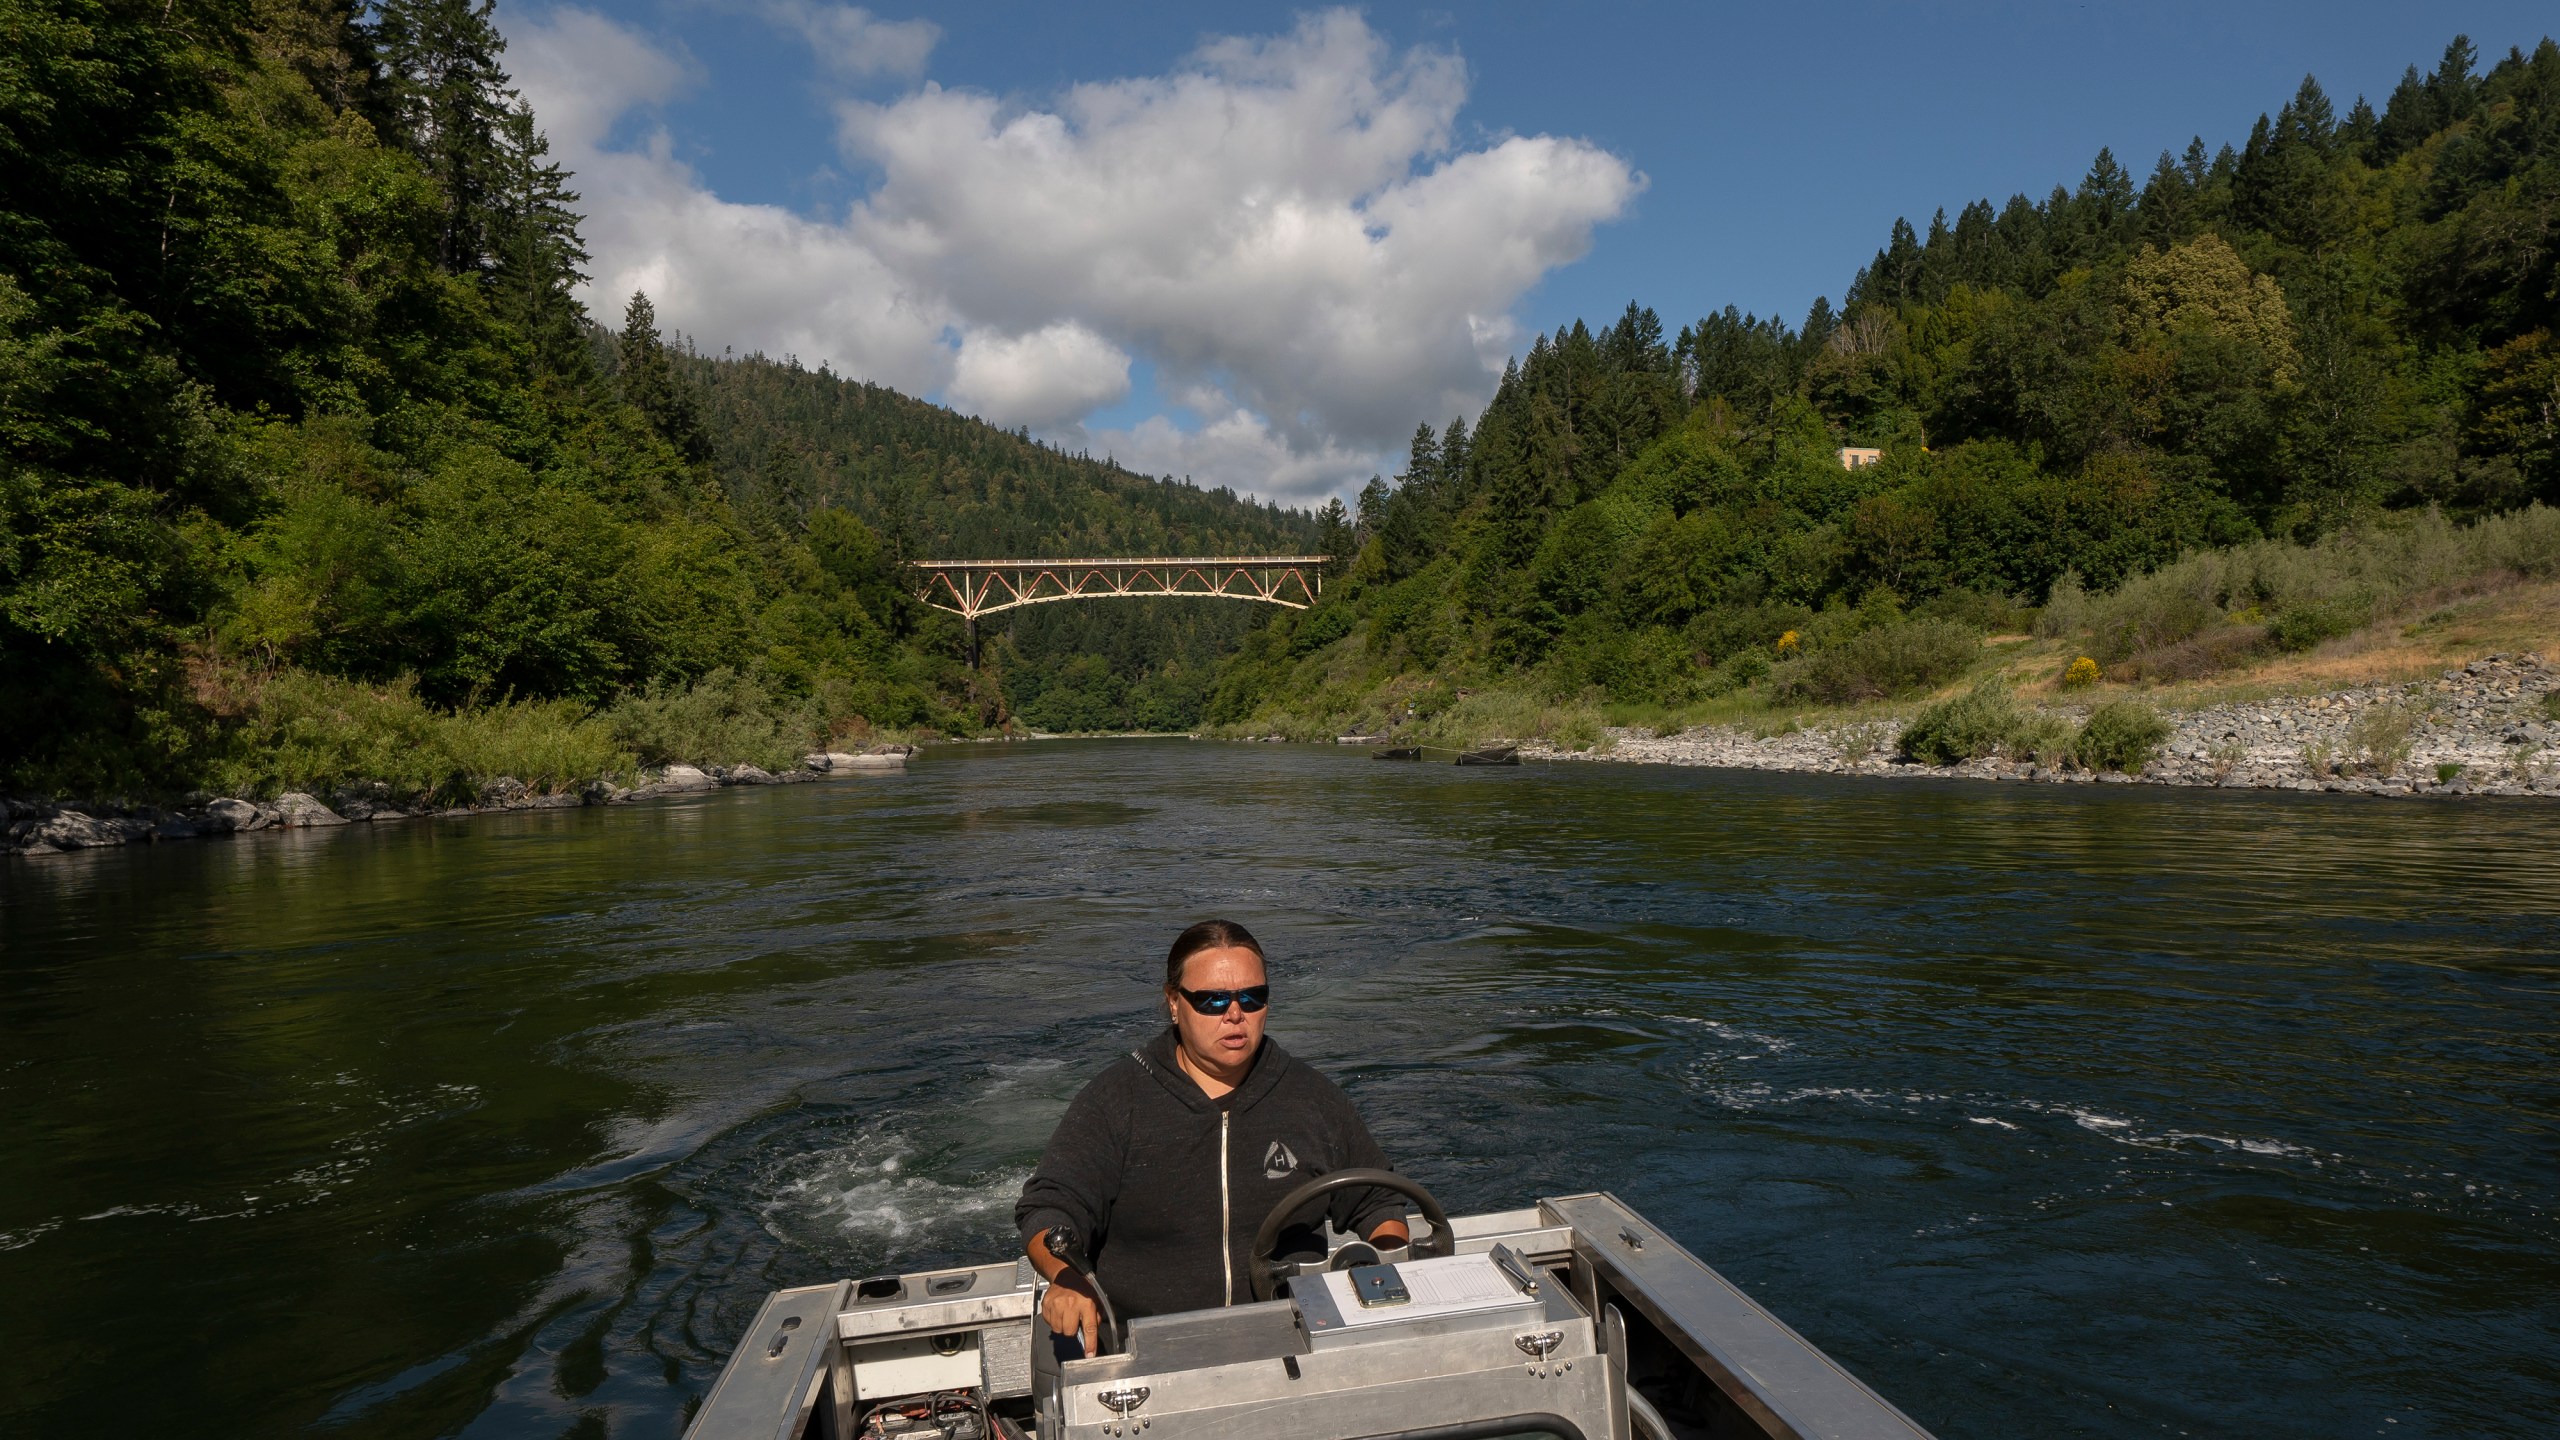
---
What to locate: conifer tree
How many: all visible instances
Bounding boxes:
[1315,498,1351,572]
[1798,296,1839,361]
[2340,95,2379,156]
[2139,150,2195,245]
[1354,476,1390,542]
[1439,417,1471,504]
[490,101,590,376]
[1401,422,1441,502]
[2374,65,2435,159]
[618,291,709,461]
[373,0,516,274]
[2427,36,2480,123]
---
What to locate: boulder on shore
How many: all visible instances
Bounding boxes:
[658,763,718,791]
[205,797,264,832]
[11,810,152,850]
[273,792,347,827]
[807,747,915,772]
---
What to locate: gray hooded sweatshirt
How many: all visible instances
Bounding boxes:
[1015,1028,1405,1320]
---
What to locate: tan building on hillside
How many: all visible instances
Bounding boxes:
[1838,446,1883,470]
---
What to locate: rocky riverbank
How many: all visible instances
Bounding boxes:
[2,750,911,858]
[1522,653,2560,799]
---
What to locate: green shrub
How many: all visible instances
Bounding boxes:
[440,699,632,794]
[2009,710,2078,767]
[605,668,825,770]
[2113,622,2270,682]
[1548,710,1607,752]
[2072,701,2172,772]
[2034,569,2093,638]
[1685,602,1816,664]
[2344,701,2417,776]
[206,671,636,800]
[1703,649,1772,696]
[1584,627,1701,704]
[2268,594,2371,652]
[2043,506,2560,665]
[1287,602,1355,657]
[212,671,454,799]
[1770,618,1979,704]
[2087,581,2221,664]
[1913,586,2034,634]
[1898,681,2026,764]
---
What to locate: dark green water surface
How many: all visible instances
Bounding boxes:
[3,742,2555,1438]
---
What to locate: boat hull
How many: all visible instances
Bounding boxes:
[683,1193,1934,1440]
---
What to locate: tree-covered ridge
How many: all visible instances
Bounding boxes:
[682,350,1314,561]
[1211,35,2560,726]
[0,0,1310,795]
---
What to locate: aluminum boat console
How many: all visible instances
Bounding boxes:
[686,1191,1933,1440]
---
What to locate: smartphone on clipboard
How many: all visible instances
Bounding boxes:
[1348,1263,1411,1308]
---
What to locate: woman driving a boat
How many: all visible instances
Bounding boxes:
[1016,920,1412,1355]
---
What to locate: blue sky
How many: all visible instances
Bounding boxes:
[507,2,2556,503]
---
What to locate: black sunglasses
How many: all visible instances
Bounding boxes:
[1177,985,1270,1016]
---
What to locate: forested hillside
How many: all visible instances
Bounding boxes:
[682,350,1308,558]
[676,350,1314,735]
[1211,36,2560,735]
[0,0,1306,798]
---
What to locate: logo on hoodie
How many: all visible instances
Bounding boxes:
[1263,1140,1299,1179]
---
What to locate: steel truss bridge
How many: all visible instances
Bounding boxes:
[912,556,1326,622]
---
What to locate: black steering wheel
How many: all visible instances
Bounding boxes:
[1247,1168,1454,1302]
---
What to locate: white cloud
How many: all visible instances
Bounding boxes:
[503,6,1640,502]
[762,1,939,79]
[509,7,954,393]
[947,323,1131,430]
[1087,412,1384,505]
[507,6,691,151]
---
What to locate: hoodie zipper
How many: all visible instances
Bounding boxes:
[1219,1111,1234,1305]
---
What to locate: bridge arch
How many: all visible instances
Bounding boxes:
[911,556,1326,621]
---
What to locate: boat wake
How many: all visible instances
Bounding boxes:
[758,1120,1031,1268]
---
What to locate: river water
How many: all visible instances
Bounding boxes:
[3,742,2554,1439]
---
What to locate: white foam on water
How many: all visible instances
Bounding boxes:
[1969,1116,2020,1130]
[1665,1015,1795,1055]
[0,1219,64,1251]
[760,1123,1028,1260]
[2152,1130,2311,1157]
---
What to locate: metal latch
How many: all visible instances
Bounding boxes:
[1098,1385,1151,1414]
[1489,1242,1541,1295]
[1515,1329,1566,1379]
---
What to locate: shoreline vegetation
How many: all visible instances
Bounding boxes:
[0,748,909,856]
[1519,651,2560,800]
[1213,504,2560,794]
[13,637,2551,856]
